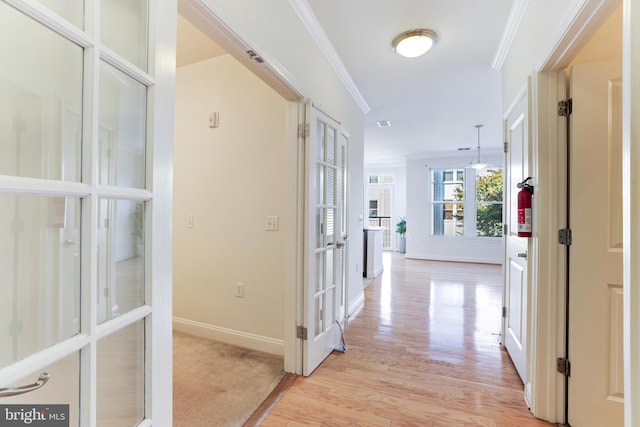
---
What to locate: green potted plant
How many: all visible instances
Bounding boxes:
[396,217,406,253]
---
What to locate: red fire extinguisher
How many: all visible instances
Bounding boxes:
[517,177,533,237]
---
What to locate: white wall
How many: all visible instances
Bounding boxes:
[405,152,504,264]
[501,0,574,106]
[173,54,287,352]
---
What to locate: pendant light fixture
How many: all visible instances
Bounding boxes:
[469,124,488,170]
[392,29,438,58]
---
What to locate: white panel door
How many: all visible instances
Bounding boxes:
[503,90,529,383]
[303,103,347,376]
[0,1,175,425]
[568,58,623,427]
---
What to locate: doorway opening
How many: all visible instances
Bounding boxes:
[366,175,394,250]
[171,11,294,425]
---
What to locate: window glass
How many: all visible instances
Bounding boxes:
[99,61,147,189]
[0,195,81,368]
[368,175,394,184]
[97,321,145,426]
[0,3,83,181]
[101,0,148,70]
[431,168,503,238]
[476,168,503,237]
[316,119,325,161]
[97,199,145,324]
[36,0,83,28]
[369,200,378,218]
[1,353,80,425]
[432,167,464,236]
[433,202,464,236]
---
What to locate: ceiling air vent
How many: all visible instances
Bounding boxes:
[376,120,391,128]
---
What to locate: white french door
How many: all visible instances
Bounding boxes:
[0,1,175,425]
[302,102,348,376]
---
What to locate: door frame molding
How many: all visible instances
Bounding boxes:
[527,69,568,422]
[622,0,640,424]
[178,0,310,375]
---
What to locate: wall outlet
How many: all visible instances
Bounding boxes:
[235,283,244,298]
[265,215,279,231]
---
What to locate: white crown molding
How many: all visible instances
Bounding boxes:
[405,147,505,161]
[492,0,530,71]
[364,159,407,169]
[288,0,371,114]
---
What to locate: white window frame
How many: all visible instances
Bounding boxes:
[430,167,503,239]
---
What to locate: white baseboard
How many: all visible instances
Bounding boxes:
[404,252,502,265]
[348,291,365,316]
[173,317,284,356]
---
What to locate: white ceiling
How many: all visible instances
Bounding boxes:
[177,0,514,164]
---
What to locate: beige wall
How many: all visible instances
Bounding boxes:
[570,4,622,67]
[173,54,287,347]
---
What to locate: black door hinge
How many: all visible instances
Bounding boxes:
[557,357,571,376]
[558,99,573,117]
[296,325,308,340]
[559,228,572,246]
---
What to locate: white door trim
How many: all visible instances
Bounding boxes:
[284,100,305,375]
[526,69,568,422]
[622,0,640,424]
[149,0,178,423]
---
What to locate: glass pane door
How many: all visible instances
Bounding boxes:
[0,0,172,424]
[303,103,347,375]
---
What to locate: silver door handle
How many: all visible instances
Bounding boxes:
[517,252,528,259]
[63,240,80,246]
[336,240,346,249]
[0,373,49,398]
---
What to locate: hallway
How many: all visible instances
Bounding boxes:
[261,253,554,426]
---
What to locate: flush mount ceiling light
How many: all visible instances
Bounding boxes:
[392,29,438,58]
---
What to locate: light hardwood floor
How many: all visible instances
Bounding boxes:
[261,253,555,426]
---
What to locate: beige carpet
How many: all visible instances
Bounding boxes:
[173,331,285,426]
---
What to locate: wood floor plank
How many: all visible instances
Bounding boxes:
[262,254,555,426]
